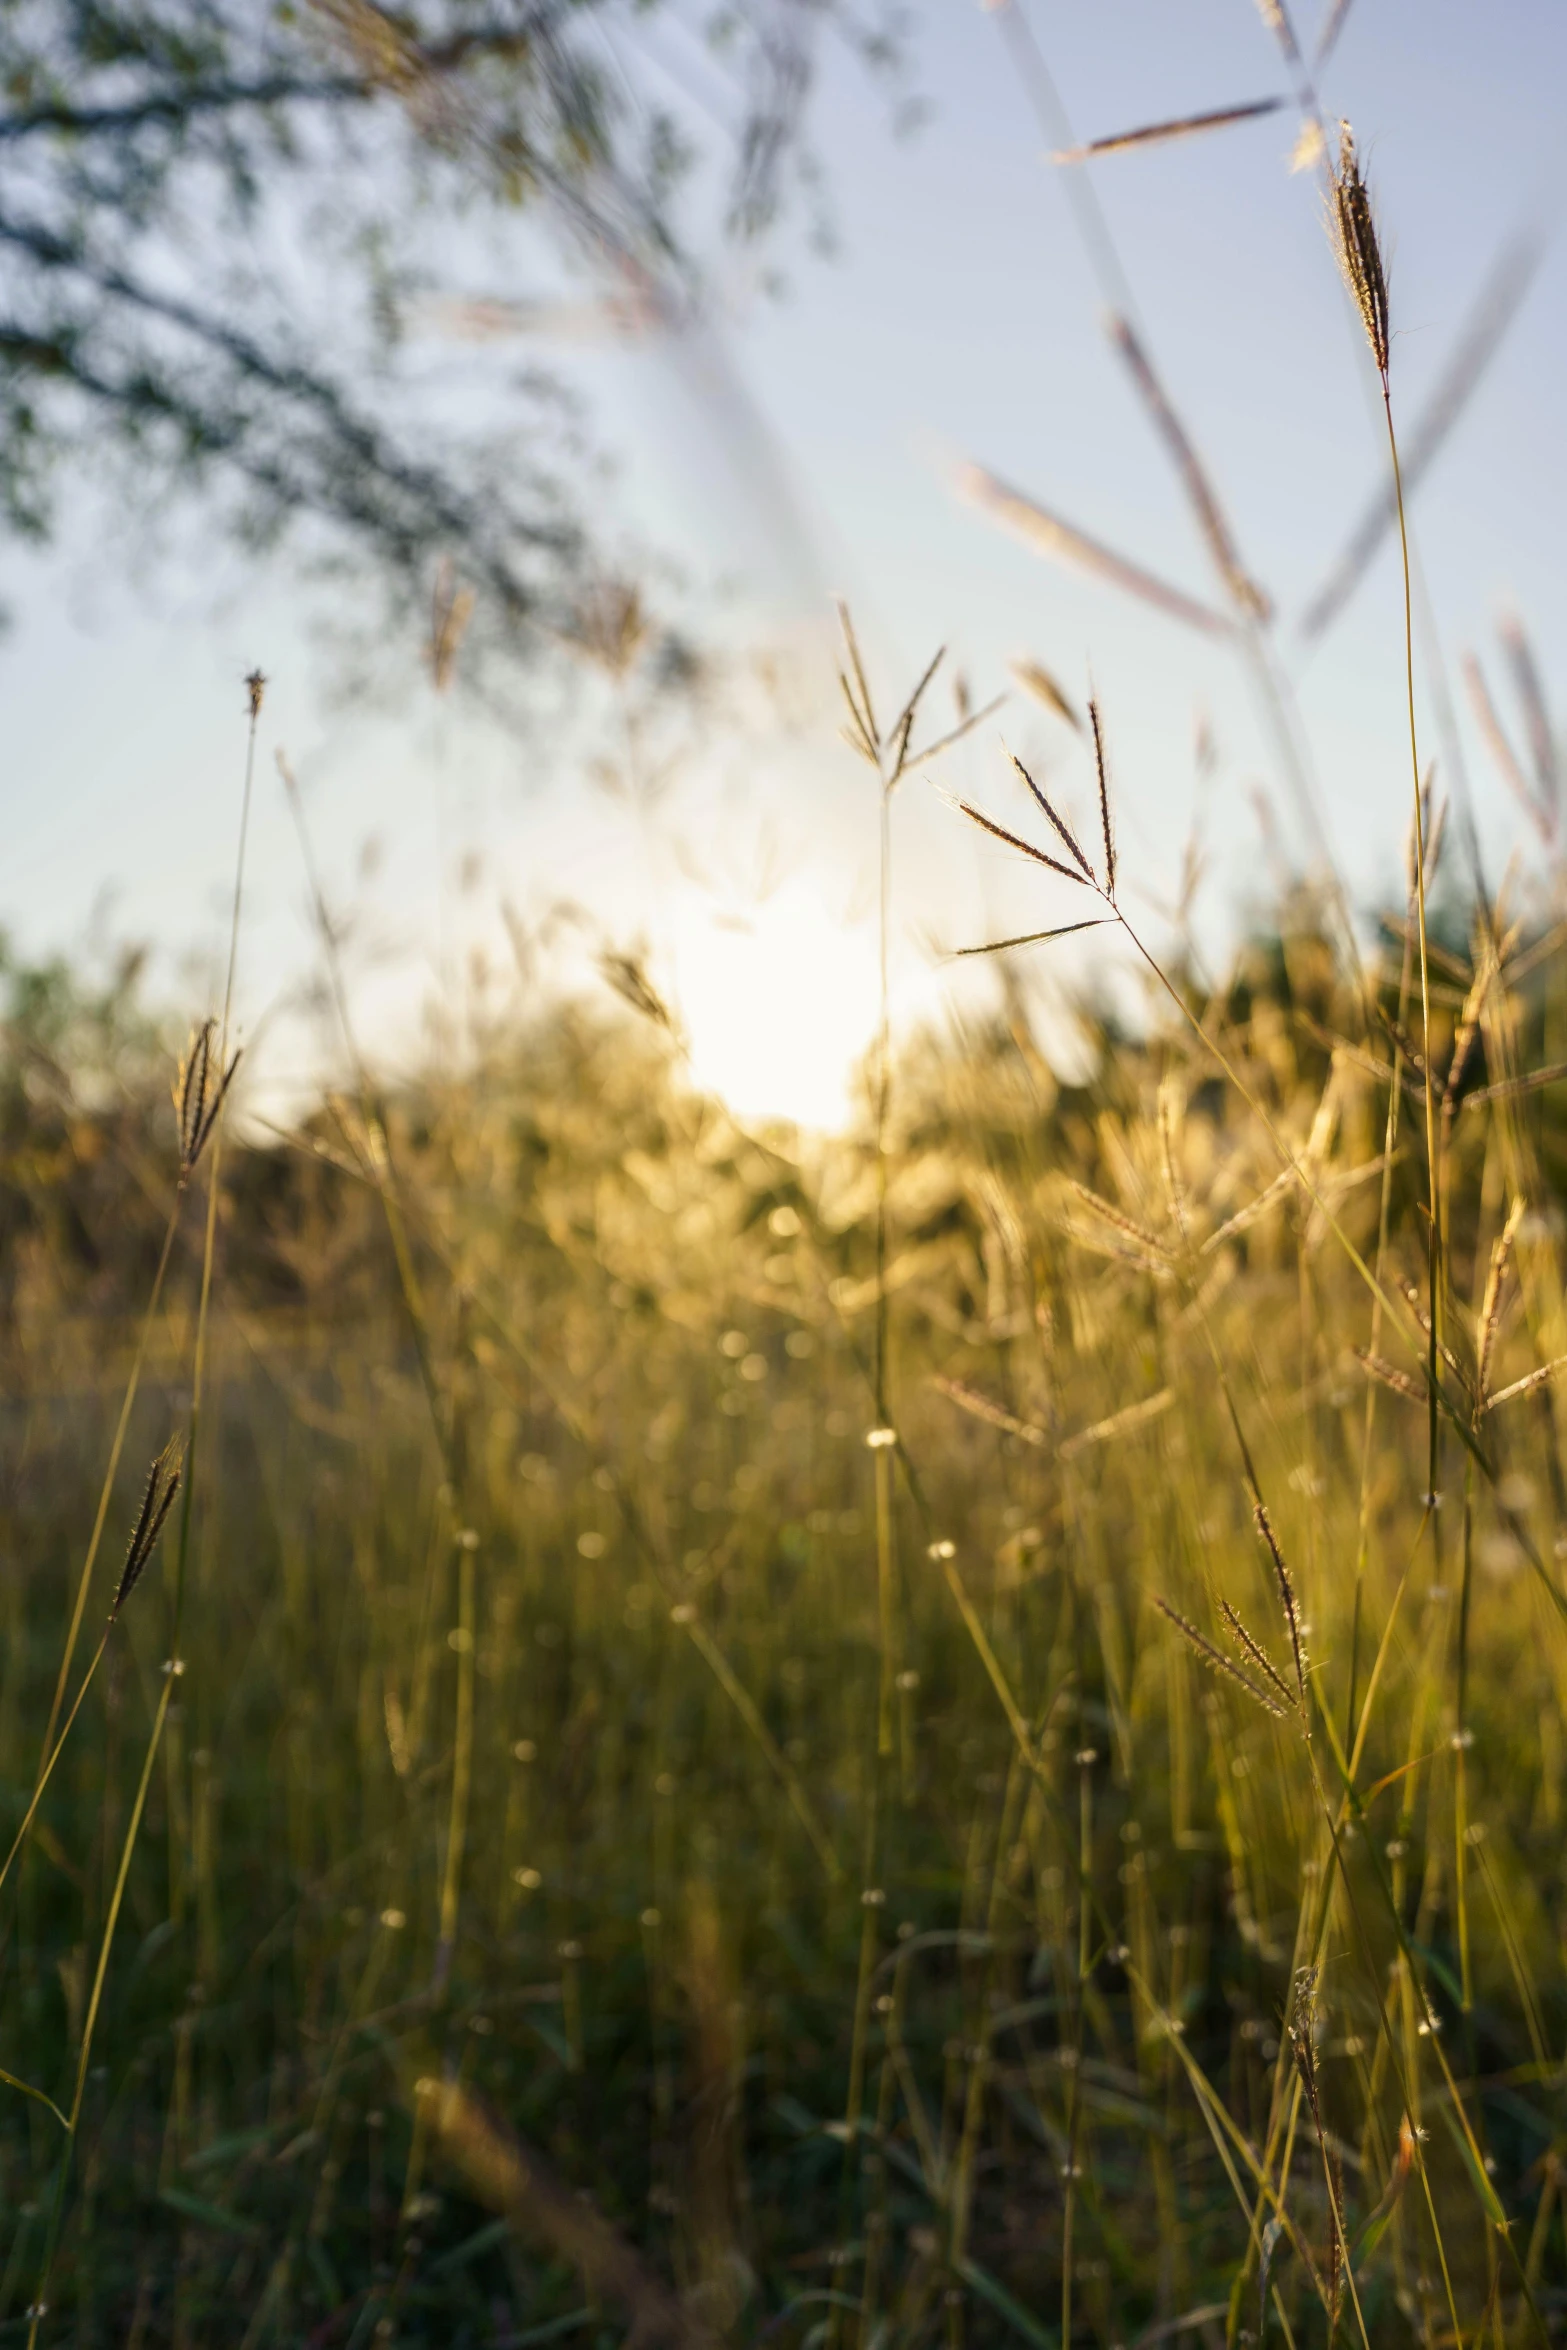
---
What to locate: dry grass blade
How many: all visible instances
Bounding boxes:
[110,1440,184,1620]
[1089,701,1117,900]
[957,465,1236,638]
[1150,1597,1288,1718]
[1501,614,1560,821]
[889,706,916,776]
[1128,2307,1229,2350]
[1351,2116,1418,2264]
[1402,776,1435,907]
[1477,1199,1524,1398]
[1421,791,1448,888]
[1303,1056,1346,1167]
[0,2065,67,2131]
[1010,660,1081,731]
[1487,1356,1567,1412]
[1252,1500,1308,1711]
[1156,1081,1188,1241]
[1053,97,1284,163]
[1375,1003,1427,1078]
[1201,1166,1295,1252]
[1293,1021,1401,1094]
[932,1375,1046,1447]
[1463,652,1547,841]
[897,693,1008,775]
[598,946,679,1037]
[1316,0,1356,61]
[951,918,1114,958]
[953,798,1090,886]
[1328,122,1389,378]
[1067,1180,1170,1262]
[1217,1598,1296,1711]
[1398,1278,1471,1392]
[1374,916,1472,987]
[1314,1153,1392,1223]
[1354,1348,1425,1406]
[835,599,879,749]
[1106,316,1270,620]
[1441,960,1493,1115]
[888,645,945,778]
[838,669,878,765]
[1009,749,1094,877]
[412,2074,713,2348]
[1503,915,1567,984]
[1251,1,1298,59]
[1462,1059,1567,1110]
[427,557,474,693]
[1058,1387,1174,1459]
[1288,1971,1350,2337]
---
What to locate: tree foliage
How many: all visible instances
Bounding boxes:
[0,0,902,664]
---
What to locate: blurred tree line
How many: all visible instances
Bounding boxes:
[4,883,1566,1373]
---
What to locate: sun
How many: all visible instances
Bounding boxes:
[671,879,885,1133]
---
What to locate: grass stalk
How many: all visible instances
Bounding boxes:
[20,678,263,2340]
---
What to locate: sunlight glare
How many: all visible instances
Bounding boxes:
[673,881,883,1131]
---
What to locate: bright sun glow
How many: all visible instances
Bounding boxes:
[673,881,885,1131]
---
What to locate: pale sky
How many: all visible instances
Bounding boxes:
[3,0,1564,1127]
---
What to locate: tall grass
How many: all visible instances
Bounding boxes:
[0,60,1563,2347]
[2,833,1567,2341]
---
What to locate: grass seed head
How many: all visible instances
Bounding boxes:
[1288,1966,1346,2320]
[1329,123,1390,378]
[1089,701,1116,900]
[111,1440,184,1621]
[175,1020,242,1183]
[1009,750,1095,881]
[1252,1499,1309,1715]
[1152,1596,1288,1719]
[1217,1597,1295,1710]
[1478,1198,1525,1397]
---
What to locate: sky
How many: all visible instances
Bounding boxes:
[2,0,1564,1129]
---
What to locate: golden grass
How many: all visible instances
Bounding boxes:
[0,46,1560,2340]
[0,844,1565,2341]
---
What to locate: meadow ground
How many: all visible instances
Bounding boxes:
[3,818,1567,2346]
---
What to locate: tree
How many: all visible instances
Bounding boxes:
[0,0,904,672]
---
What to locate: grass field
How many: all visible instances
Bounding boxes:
[4,751,1567,2348]
[0,81,1564,2350]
